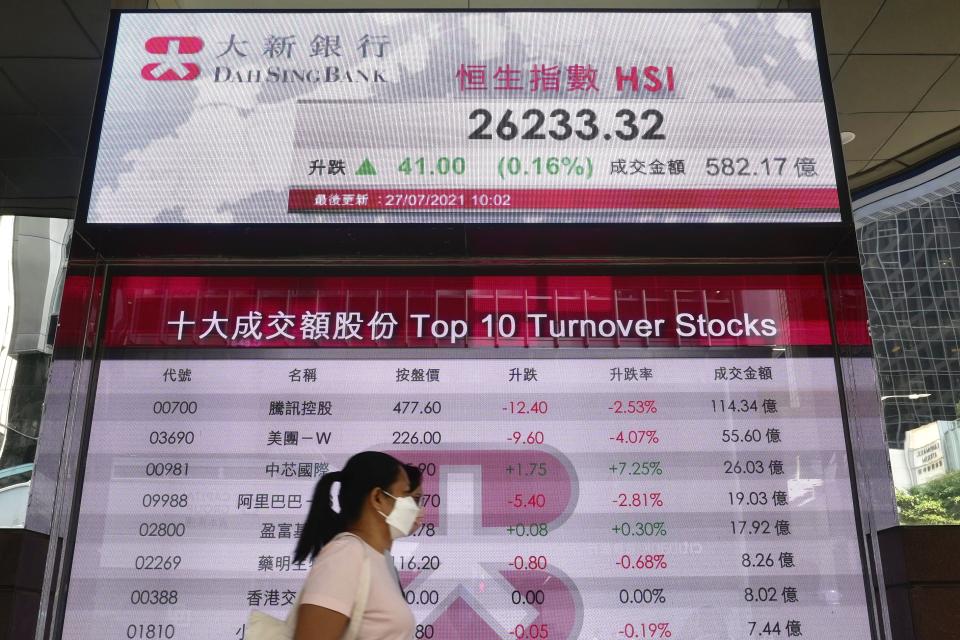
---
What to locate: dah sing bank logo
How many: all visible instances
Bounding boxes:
[141,36,204,81]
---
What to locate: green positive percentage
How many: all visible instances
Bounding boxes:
[498,156,594,180]
[609,461,664,476]
[612,521,668,537]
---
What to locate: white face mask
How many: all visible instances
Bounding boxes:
[377,491,421,539]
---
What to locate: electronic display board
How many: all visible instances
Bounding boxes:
[61,275,876,639]
[84,12,842,224]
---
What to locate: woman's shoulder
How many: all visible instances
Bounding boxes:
[299,534,369,614]
[305,534,367,584]
[317,533,369,562]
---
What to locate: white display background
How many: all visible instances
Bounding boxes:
[87,12,840,223]
[62,353,872,639]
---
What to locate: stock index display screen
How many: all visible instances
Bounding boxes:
[84,12,842,224]
[61,275,876,640]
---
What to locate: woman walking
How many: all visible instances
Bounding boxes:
[292,451,423,640]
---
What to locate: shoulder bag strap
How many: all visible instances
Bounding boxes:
[342,552,371,640]
[288,534,371,640]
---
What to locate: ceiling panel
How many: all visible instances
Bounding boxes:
[0,70,33,115]
[838,112,909,161]
[0,195,78,218]
[854,0,960,55]
[44,115,93,156]
[875,111,960,160]
[916,58,960,111]
[0,0,102,58]
[844,160,869,175]
[65,0,122,53]
[848,159,908,189]
[865,159,907,172]
[0,116,75,159]
[0,158,83,200]
[2,60,101,116]
[819,0,882,54]
[827,54,845,79]
[833,54,955,113]
[897,126,960,165]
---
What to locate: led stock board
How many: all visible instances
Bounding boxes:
[60,275,876,639]
[84,12,842,224]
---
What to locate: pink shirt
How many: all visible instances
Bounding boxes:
[300,534,415,640]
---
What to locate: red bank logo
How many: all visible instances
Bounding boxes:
[141,36,203,81]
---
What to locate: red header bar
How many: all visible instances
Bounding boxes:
[93,275,868,349]
[287,188,840,212]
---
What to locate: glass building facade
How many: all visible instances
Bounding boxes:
[855,154,960,523]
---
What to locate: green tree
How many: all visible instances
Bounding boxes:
[897,470,960,524]
[911,470,960,520]
[896,490,954,524]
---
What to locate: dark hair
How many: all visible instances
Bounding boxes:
[294,451,403,562]
[404,463,423,492]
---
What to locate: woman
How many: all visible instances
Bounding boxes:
[403,464,425,532]
[293,451,421,640]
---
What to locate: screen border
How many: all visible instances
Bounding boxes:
[48,262,880,640]
[72,9,856,260]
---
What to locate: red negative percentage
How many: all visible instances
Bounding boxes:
[620,623,672,639]
[615,492,664,508]
[617,554,668,570]
[611,430,660,445]
[610,400,659,415]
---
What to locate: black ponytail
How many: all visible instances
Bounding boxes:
[294,451,403,563]
[294,471,342,563]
